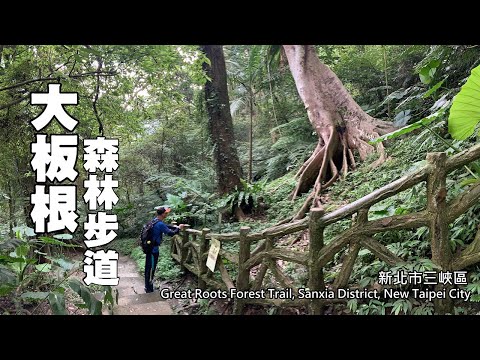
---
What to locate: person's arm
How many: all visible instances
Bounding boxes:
[167,224,186,231]
[159,222,179,236]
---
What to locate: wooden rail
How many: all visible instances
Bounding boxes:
[170,143,480,315]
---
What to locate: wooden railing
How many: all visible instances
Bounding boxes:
[171,143,480,314]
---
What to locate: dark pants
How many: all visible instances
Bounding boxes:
[144,252,159,293]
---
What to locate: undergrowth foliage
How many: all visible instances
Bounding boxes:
[0,226,114,315]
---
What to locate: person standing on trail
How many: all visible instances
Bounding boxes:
[145,206,184,293]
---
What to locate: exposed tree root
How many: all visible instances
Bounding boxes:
[282,45,397,223]
[348,148,356,170]
[290,127,390,221]
[291,144,325,199]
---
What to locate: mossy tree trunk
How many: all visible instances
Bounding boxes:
[200,45,243,195]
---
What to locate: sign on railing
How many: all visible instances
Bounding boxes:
[206,238,221,272]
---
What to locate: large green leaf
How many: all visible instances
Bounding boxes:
[369,110,444,144]
[11,244,29,258]
[393,110,411,127]
[0,264,16,284]
[419,68,432,85]
[448,65,480,140]
[13,226,36,238]
[102,286,115,307]
[48,292,67,315]
[423,79,446,99]
[47,257,76,271]
[419,59,440,85]
[358,249,372,257]
[21,292,50,300]
[53,234,73,240]
[459,178,480,187]
[69,279,102,315]
[38,236,81,248]
[35,263,52,272]
[0,254,26,263]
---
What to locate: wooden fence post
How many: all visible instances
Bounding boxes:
[198,228,210,290]
[333,208,368,290]
[308,207,325,315]
[427,152,453,314]
[234,226,251,315]
[170,221,178,255]
[180,225,190,273]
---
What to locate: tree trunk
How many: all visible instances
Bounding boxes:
[248,90,254,183]
[15,155,35,229]
[159,115,167,172]
[267,60,280,143]
[23,178,35,229]
[126,186,131,204]
[283,45,395,220]
[201,45,243,194]
[8,180,15,238]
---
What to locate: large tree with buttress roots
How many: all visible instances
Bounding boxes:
[283,45,396,220]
